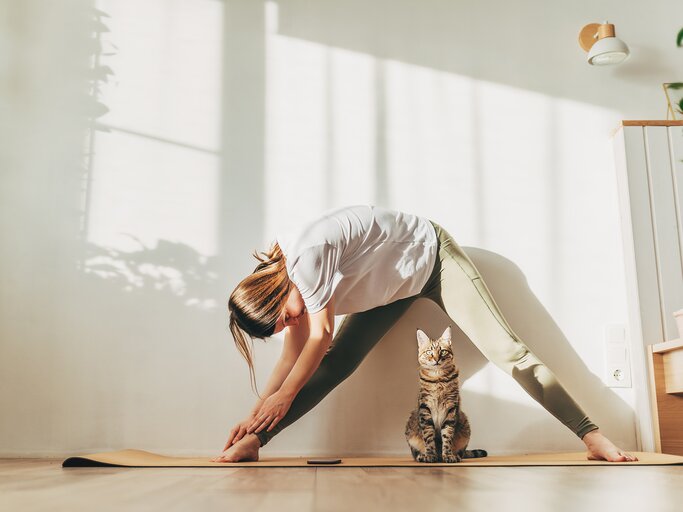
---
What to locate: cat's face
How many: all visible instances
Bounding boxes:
[416,326,453,367]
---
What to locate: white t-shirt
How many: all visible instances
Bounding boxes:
[276,205,438,315]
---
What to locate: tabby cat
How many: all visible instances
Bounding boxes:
[405,326,487,463]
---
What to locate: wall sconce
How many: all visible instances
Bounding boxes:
[578,21,630,65]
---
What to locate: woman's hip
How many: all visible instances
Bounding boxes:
[427,220,482,282]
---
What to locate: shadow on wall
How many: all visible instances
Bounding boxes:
[81,238,221,310]
[301,247,636,456]
[61,238,239,451]
[2,1,644,456]
[464,247,636,447]
[22,1,266,453]
[72,6,232,443]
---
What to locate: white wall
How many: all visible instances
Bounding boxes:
[1,0,681,457]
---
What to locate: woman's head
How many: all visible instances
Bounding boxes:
[228,241,305,391]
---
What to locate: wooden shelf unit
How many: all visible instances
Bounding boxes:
[613,122,683,452]
[648,339,683,455]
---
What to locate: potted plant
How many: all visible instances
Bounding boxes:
[663,29,683,119]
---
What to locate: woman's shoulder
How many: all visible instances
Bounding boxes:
[277,205,372,251]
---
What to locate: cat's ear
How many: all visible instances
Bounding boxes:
[441,326,452,345]
[416,329,431,347]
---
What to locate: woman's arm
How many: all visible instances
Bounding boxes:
[247,297,336,434]
[221,315,311,449]
[277,299,334,399]
[250,314,310,411]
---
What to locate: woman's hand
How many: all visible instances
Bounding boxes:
[247,390,294,434]
[222,415,257,451]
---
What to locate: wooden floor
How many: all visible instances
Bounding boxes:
[2,459,683,512]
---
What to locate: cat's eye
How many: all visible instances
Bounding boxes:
[441,350,447,355]
[426,350,433,355]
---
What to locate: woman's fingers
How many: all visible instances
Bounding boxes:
[232,426,247,445]
[247,419,266,434]
[249,414,269,430]
[266,415,281,432]
[232,426,245,444]
[256,414,280,434]
[248,415,271,434]
[223,428,238,451]
[248,414,264,429]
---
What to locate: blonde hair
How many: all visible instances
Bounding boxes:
[228,241,291,393]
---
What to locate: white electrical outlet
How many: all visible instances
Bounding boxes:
[604,324,632,388]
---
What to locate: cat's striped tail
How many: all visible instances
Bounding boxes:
[463,449,487,458]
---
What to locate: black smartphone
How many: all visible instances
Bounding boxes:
[306,458,342,465]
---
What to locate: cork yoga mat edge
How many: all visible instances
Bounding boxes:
[62,449,683,468]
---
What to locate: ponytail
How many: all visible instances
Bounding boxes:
[228,242,290,393]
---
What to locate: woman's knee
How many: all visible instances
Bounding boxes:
[486,338,531,369]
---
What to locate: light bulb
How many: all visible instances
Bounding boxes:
[589,51,628,65]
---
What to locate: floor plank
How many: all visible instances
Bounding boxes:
[1,459,682,512]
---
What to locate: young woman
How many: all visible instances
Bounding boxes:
[214,205,637,463]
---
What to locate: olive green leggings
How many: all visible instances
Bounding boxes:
[256,221,598,447]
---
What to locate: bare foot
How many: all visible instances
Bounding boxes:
[582,430,638,462]
[211,434,261,463]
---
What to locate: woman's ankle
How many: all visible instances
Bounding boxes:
[254,432,267,448]
[580,428,601,443]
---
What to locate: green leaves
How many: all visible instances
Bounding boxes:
[667,82,683,90]
[678,28,683,47]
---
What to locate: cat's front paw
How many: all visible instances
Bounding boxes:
[416,452,440,463]
[442,453,462,463]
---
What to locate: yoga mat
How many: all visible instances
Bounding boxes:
[62,449,683,468]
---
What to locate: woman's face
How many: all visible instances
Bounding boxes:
[272,284,307,334]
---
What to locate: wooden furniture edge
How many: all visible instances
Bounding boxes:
[647,344,663,453]
[652,339,683,354]
[613,121,683,136]
[621,121,683,127]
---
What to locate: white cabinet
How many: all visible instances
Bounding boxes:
[613,120,683,451]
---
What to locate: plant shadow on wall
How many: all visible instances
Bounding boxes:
[80,237,221,311]
[79,7,226,339]
[70,238,231,447]
[63,6,238,448]
[80,10,225,317]
[86,9,115,117]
